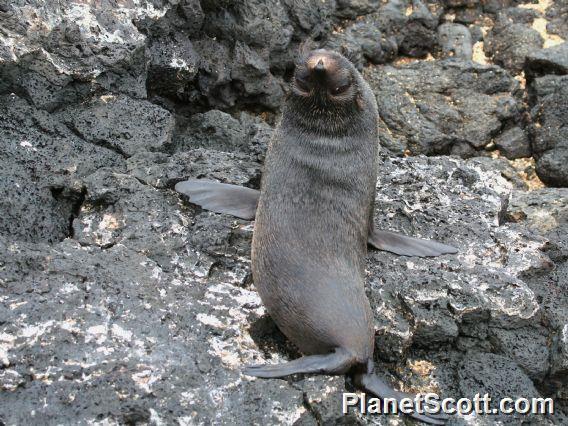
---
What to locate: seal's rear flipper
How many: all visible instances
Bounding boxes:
[368,229,458,257]
[357,373,448,425]
[243,350,353,378]
[175,179,259,220]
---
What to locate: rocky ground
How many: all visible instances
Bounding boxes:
[1,0,567,425]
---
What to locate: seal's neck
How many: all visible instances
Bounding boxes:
[283,96,363,140]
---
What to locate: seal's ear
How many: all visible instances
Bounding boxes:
[175,179,259,220]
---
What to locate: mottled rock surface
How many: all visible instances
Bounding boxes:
[438,23,473,60]
[484,7,544,73]
[365,60,523,156]
[1,0,567,424]
[530,75,568,187]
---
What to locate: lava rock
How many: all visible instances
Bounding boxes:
[126,149,262,190]
[525,42,568,79]
[0,94,123,244]
[367,155,550,364]
[325,22,397,69]
[57,95,176,158]
[530,76,568,187]
[507,188,568,233]
[546,0,568,39]
[453,5,484,25]
[230,41,285,110]
[0,1,152,110]
[2,0,568,423]
[178,0,206,35]
[458,352,542,422]
[282,0,337,39]
[334,0,380,19]
[437,23,473,60]
[398,0,439,58]
[210,1,293,50]
[146,34,200,101]
[506,187,568,390]
[495,126,531,159]
[174,110,272,159]
[2,147,565,423]
[535,150,568,188]
[551,324,568,379]
[484,8,544,73]
[489,326,550,381]
[364,59,521,155]
[471,156,530,190]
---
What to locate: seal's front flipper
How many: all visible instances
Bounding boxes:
[175,179,260,220]
[243,350,353,378]
[368,229,458,257]
[357,374,448,425]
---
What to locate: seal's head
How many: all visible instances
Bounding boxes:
[286,49,375,137]
[292,49,358,106]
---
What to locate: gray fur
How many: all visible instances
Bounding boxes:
[249,49,446,424]
[252,50,378,359]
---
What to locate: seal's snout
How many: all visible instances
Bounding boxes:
[307,55,334,80]
[293,49,353,99]
[314,59,325,74]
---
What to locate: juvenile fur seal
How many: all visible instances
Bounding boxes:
[176,49,453,424]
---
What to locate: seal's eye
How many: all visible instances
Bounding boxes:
[331,82,350,96]
[295,76,311,92]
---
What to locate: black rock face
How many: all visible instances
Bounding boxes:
[0,0,567,424]
[530,83,568,187]
[484,8,544,73]
[365,60,523,156]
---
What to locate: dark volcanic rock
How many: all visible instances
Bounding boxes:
[507,187,568,397]
[146,34,199,102]
[0,94,124,244]
[495,126,531,159]
[525,42,568,79]
[202,0,293,51]
[368,156,549,362]
[57,95,175,158]
[484,8,544,73]
[437,23,473,60]
[453,5,484,25]
[5,138,567,423]
[174,109,272,159]
[0,1,150,111]
[546,0,568,39]
[398,0,439,58]
[535,150,568,188]
[230,41,285,110]
[334,0,380,19]
[458,352,542,421]
[508,188,568,233]
[530,76,568,187]
[325,22,397,70]
[282,0,337,39]
[126,149,262,190]
[332,0,443,63]
[365,60,521,155]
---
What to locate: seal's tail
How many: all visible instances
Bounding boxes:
[354,372,448,425]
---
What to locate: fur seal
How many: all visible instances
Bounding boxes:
[176,49,454,424]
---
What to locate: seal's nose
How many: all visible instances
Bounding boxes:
[314,59,325,73]
[308,56,329,83]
